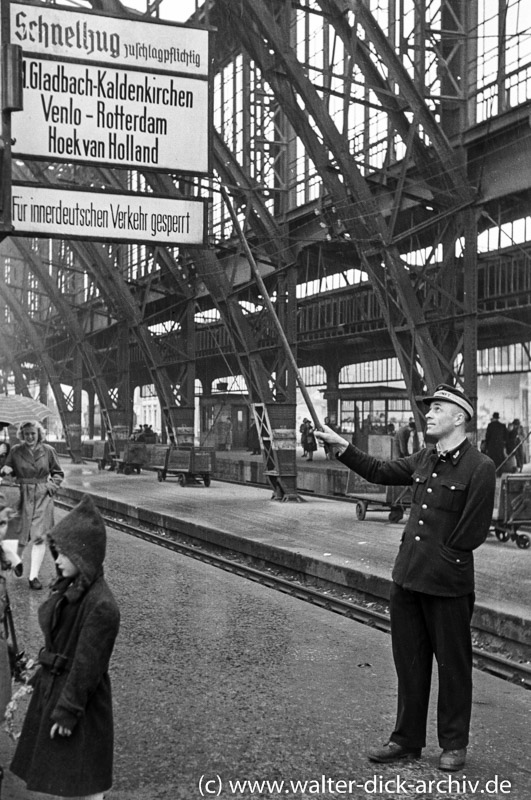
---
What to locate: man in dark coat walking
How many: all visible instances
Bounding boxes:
[484,412,507,469]
[316,384,496,772]
[10,494,120,799]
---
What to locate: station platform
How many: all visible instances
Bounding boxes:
[3,511,531,800]
[56,455,531,655]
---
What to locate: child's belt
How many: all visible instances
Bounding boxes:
[38,648,70,675]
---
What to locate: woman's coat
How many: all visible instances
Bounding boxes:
[5,442,64,546]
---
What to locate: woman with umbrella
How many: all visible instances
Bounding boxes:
[0,421,64,590]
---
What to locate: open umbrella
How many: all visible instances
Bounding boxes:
[0,395,52,427]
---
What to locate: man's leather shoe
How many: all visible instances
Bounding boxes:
[439,748,466,771]
[368,741,422,763]
[28,578,43,590]
[14,563,23,577]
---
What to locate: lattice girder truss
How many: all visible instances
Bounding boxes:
[213,0,479,408]
[7,237,126,457]
[0,277,84,459]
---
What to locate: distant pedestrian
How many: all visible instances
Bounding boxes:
[395,418,420,457]
[300,419,317,461]
[10,494,120,799]
[484,412,507,469]
[0,421,64,590]
[299,418,311,457]
[247,420,261,455]
[507,419,525,472]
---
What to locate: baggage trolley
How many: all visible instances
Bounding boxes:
[492,474,531,549]
[348,485,412,522]
[156,446,212,487]
[114,441,148,475]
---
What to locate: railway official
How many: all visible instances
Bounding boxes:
[315,384,496,772]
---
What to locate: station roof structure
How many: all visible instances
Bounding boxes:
[1,0,530,465]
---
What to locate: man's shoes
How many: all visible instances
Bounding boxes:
[368,741,422,763]
[439,748,467,771]
[28,578,43,590]
[14,563,23,577]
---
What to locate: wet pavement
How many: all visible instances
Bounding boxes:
[58,461,531,649]
[1,515,530,800]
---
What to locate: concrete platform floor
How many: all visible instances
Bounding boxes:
[2,519,530,800]
[56,459,531,650]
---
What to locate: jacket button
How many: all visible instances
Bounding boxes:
[451,485,456,490]
[427,488,433,493]
[415,536,420,541]
[419,520,424,525]
[422,503,427,509]
[432,472,437,477]
[456,558,461,563]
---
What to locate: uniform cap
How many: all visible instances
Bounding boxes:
[417,384,474,420]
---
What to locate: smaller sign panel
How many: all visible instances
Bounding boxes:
[11,2,209,77]
[11,185,206,246]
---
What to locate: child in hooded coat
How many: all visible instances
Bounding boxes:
[0,492,22,716]
[10,494,120,799]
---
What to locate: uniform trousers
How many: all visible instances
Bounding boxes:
[389,582,475,751]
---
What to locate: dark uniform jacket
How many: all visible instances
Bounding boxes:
[339,438,496,596]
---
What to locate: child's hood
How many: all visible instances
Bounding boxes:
[49,494,106,584]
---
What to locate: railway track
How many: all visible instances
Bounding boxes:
[56,497,531,691]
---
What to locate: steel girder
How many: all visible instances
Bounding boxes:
[0,277,81,459]
[217,1,436,400]
[0,335,32,398]
[65,238,191,442]
[213,130,293,268]
[10,159,195,441]
[144,167,300,497]
[9,238,124,454]
[192,247,298,499]
[216,0,479,407]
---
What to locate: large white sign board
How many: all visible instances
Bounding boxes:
[11,2,209,76]
[12,58,209,172]
[12,185,207,246]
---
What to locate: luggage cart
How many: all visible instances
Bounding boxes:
[348,485,412,522]
[492,474,531,549]
[156,446,212,487]
[114,442,148,475]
